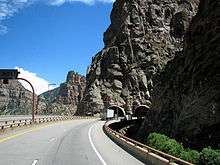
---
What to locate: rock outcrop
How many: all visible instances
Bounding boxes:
[138,0,220,149]
[40,71,85,115]
[0,71,85,116]
[78,0,199,115]
[0,80,34,115]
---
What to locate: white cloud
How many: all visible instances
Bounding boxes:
[0,24,7,34]
[0,0,33,35]
[0,0,115,34]
[15,67,57,95]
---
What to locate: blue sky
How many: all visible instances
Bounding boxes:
[0,0,114,94]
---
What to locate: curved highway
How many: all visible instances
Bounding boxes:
[0,119,144,165]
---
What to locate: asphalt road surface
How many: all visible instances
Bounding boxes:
[0,119,144,165]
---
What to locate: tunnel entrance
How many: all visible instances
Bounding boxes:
[107,105,126,118]
[133,105,150,118]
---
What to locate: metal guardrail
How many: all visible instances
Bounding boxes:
[0,116,96,130]
[104,121,194,165]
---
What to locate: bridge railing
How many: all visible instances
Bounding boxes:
[0,116,95,130]
[104,121,194,165]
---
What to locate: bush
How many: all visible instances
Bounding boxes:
[163,139,184,157]
[146,133,219,164]
[147,133,169,151]
[147,133,184,157]
[180,149,200,164]
[199,147,220,165]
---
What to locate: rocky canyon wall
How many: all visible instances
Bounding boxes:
[0,71,85,116]
[40,71,85,115]
[138,0,220,149]
[0,80,34,115]
[78,0,199,115]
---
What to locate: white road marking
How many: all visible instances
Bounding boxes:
[49,137,56,142]
[31,159,38,165]
[88,124,107,165]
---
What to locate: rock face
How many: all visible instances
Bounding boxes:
[138,0,220,149]
[40,71,85,115]
[78,0,199,114]
[0,71,85,116]
[0,80,34,115]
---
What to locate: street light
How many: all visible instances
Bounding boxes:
[47,83,56,114]
[48,83,56,101]
[48,83,56,91]
[0,69,36,122]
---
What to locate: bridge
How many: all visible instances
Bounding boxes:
[0,115,144,165]
[0,67,190,165]
[0,105,194,165]
[0,69,151,165]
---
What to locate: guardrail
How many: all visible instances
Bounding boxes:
[103,121,194,165]
[0,116,96,130]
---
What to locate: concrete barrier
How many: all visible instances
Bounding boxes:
[103,121,193,165]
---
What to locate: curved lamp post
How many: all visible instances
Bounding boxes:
[17,77,36,122]
[0,69,36,122]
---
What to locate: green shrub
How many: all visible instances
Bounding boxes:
[146,133,219,164]
[147,133,169,151]
[199,147,220,165]
[180,149,200,164]
[147,133,184,157]
[163,139,184,157]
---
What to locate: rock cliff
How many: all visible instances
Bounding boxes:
[138,0,220,149]
[40,71,85,115]
[0,80,34,115]
[0,71,85,116]
[78,0,199,114]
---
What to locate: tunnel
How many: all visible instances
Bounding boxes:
[133,105,150,118]
[107,105,126,117]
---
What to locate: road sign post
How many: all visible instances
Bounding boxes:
[0,69,36,122]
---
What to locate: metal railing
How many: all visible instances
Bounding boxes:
[104,121,194,165]
[0,116,95,130]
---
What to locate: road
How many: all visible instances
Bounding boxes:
[0,119,144,165]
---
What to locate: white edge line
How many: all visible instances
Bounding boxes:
[88,124,107,165]
[31,159,38,165]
